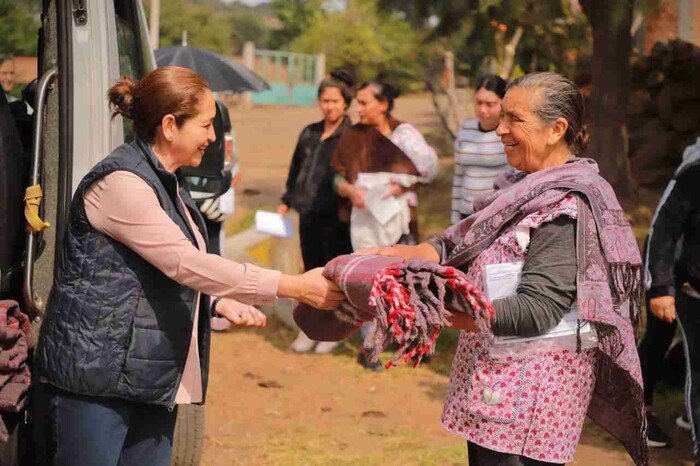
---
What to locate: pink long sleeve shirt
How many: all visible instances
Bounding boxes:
[84,170,281,404]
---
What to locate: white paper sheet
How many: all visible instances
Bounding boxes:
[363,185,402,225]
[483,262,524,301]
[483,261,590,346]
[494,308,591,344]
[254,210,294,238]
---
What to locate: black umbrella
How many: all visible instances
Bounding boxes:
[155,46,270,93]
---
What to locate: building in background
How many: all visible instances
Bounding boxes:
[643,0,700,53]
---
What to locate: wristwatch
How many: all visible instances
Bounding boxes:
[211,297,223,317]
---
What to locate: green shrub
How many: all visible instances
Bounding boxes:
[290,0,424,90]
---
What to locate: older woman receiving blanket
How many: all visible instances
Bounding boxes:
[296,72,646,466]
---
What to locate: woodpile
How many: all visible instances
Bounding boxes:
[628,40,700,187]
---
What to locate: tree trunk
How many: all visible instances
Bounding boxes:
[500,26,523,79]
[580,0,636,195]
[442,51,464,129]
[427,86,457,140]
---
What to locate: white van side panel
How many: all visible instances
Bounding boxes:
[70,0,124,194]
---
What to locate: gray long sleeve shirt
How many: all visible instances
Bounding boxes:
[431,216,578,337]
[491,216,577,337]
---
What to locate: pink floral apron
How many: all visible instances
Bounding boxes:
[441,194,597,463]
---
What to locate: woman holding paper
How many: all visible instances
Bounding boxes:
[331,81,438,369]
[355,73,646,465]
[32,67,343,466]
[333,81,438,249]
[277,68,355,354]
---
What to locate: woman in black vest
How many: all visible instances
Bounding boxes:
[33,66,343,466]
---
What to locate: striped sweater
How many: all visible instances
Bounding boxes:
[451,119,509,223]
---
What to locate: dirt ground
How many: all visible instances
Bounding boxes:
[201,96,692,465]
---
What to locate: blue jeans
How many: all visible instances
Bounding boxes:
[33,383,178,466]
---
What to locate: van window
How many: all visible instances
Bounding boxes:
[115,0,147,79]
[114,0,153,139]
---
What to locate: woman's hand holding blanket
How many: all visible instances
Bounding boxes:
[354,243,440,262]
[278,268,345,310]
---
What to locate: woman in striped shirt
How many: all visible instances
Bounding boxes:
[451,75,510,223]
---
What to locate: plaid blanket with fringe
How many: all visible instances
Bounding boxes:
[293,254,493,368]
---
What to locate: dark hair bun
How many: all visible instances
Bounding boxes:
[358,81,400,114]
[475,74,507,99]
[330,67,355,89]
[107,76,137,120]
[382,83,400,100]
[574,126,590,152]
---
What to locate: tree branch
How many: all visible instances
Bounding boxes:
[426,81,457,140]
[500,26,523,79]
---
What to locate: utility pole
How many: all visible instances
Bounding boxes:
[149,0,161,50]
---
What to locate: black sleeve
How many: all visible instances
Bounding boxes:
[281,128,308,207]
[426,236,449,262]
[491,216,578,337]
[425,222,463,263]
[646,166,697,298]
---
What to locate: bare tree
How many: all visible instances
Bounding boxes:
[498,26,523,79]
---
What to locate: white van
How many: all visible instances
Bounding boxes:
[0,1,228,464]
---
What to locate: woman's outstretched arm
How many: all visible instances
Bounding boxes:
[85,171,343,310]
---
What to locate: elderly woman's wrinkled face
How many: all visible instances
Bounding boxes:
[496,87,550,172]
[497,87,557,172]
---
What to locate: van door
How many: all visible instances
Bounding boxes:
[69,0,155,195]
[19,0,59,313]
[27,0,155,312]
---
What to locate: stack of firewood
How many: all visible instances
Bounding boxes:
[627,40,700,187]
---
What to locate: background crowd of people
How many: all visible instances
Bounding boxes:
[278,69,441,367]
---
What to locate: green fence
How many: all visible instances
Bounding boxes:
[251,50,318,106]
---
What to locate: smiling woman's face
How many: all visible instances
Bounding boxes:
[496,87,555,172]
[171,90,217,168]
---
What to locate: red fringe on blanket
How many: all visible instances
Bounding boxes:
[368,265,495,368]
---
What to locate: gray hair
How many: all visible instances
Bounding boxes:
[507,72,588,154]
[0,54,14,65]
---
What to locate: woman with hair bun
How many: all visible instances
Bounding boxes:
[332,80,438,368]
[278,68,356,354]
[333,81,439,248]
[32,66,343,466]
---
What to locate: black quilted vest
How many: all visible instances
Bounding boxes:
[35,140,211,406]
